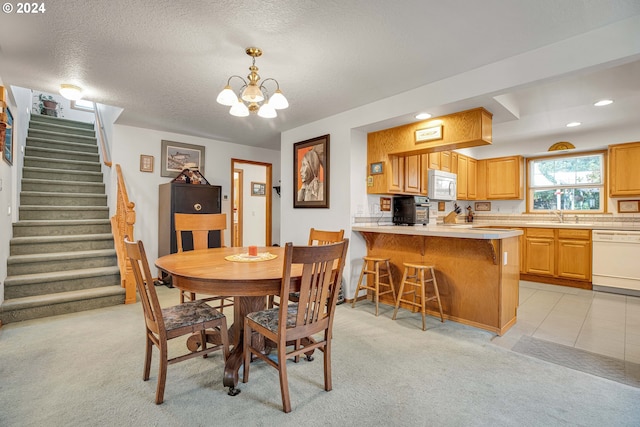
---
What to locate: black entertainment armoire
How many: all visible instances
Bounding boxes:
[158,182,222,282]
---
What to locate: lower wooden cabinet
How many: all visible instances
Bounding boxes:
[523,227,591,284]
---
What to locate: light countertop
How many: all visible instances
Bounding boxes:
[351,224,523,240]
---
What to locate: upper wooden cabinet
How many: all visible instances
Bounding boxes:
[440,151,452,172]
[404,154,422,194]
[609,142,640,196]
[457,154,469,199]
[388,155,404,193]
[428,152,440,170]
[485,156,524,199]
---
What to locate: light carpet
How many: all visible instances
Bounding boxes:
[1,287,639,427]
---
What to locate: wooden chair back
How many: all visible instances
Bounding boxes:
[308,228,344,246]
[175,213,226,251]
[124,237,165,337]
[280,239,349,341]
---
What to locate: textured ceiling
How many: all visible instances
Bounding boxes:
[1,0,639,150]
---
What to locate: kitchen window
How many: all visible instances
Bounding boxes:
[527,151,605,213]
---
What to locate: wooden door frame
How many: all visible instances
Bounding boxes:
[230,159,272,246]
[233,168,244,247]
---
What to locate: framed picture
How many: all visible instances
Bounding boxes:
[139,155,154,172]
[2,106,13,165]
[161,140,205,178]
[370,162,383,175]
[474,202,491,211]
[618,200,640,213]
[294,134,329,208]
[251,182,266,196]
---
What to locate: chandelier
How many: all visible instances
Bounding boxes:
[216,47,289,118]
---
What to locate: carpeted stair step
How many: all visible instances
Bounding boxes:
[22,166,103,182]
[26,136,99,154]
[8,249,118,276]
[0,285,126,324]
[19,206,109,221]
[28,120,97,137]
[25,145,100,163]
[20,191,107,207]
[27,128,97,145]
[23,156,102,173]
[12,219,112,237]
[21,178,105,194]
[10,233,115,255]
[29,113,95,130]
[4,266,121,299]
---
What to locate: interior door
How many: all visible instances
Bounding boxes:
[231,159,272,247]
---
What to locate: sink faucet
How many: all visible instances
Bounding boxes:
[552,210,564,223]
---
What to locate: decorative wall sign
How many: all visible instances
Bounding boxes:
[380,197,391,211]
[415,125,442,143]
[251,182,266,196]
[294,134,330,208]
[161,140,205,178]
[139,155,154,172]
[474,202,491,211]
[618,200,640,213]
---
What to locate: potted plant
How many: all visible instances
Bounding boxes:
[38,94,58,117]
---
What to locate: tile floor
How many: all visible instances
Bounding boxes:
[492,281,640,363]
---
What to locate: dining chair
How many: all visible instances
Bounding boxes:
[174,213,234,311]
[124,237,230,404]
[268,228,345,308]
[242,239,349,413]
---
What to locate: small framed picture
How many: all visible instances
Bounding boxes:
[370,162,383,175]
[438,201,445,212]
[474,202,491,212]
[380,197,391,211]
[251,182,266,196]
[140,155,154,172]
[618,200,640,213]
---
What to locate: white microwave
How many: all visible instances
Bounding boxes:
[427,169,457,201]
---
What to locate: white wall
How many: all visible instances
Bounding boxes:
[110,124,280,268]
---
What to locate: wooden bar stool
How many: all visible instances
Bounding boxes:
[352,256,396,316]
[392,262,444,330]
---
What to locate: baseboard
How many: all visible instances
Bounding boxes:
[520,273,592,290]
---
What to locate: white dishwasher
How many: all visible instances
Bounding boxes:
[592,230,640,296]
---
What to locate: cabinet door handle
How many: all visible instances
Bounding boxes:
[194,203,202,211]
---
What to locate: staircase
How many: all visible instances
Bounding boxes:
[0,114,125,324]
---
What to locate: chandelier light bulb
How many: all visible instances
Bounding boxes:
[216,85,237,106]
[229,98,250,117]
[258,100,277,118]
[241,84,264,103]
[269,89,289,110]
[59,84,83,101]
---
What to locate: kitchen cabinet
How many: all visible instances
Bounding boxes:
[440,151,452,172]
[451,152,458,174]
[557,229,591,281]
[404,154,422,194]
[384,154,427,195]
[525,228,555,276]
[428,152,440,170]
[388,155,404,193]
[609,141,640,196]
[456,154,476,200]
[485,156,524,199]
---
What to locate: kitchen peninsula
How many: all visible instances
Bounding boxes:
[352,225,522,335]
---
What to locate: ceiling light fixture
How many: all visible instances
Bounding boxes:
[216,47,288,118]
[415,113,432,120]
[59,84,84,101]
[566,122,582,128]
[594,99,613,107]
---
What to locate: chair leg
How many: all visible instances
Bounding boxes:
[277,344,292,413]
[351,261,367,309]
[431,268,445,322]
[143,334,152,381]
[419,268,427,331]
[392,267,409,320]
[179,290,185,304]
[324,333,332,392]
[156,342,168,404]
[385,260,396,303]
[200,330,208,358]
[374,261,381,316]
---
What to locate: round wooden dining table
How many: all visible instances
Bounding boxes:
[155,246,301,396]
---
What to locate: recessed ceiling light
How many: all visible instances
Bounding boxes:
[415,113,432,120]
[594,99,613,107]
[566,122,582,128]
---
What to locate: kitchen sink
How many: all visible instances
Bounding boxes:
[525,222,594,227]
